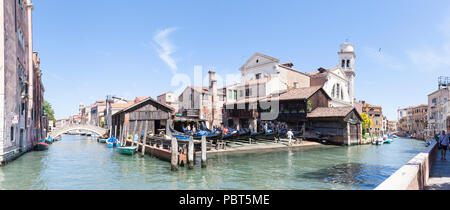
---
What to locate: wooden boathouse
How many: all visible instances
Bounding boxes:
[111,97,174,138]
[307,107,363,145]
[111,97,208,170]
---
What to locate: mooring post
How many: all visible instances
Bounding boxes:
[114,125,117,138]
[142,121,148,157]
[201,135,207,168]
[188,137,194,169]
[171,137,178,171]
[136,122,144,152]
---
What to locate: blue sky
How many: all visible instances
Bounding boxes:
[33,0,450,120]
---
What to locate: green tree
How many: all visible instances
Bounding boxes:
[43,100,56,121]
[307,100,312,112]
[360,113,372,134]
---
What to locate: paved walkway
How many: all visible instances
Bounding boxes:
[426,150,450,190]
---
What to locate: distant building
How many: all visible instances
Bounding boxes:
[428,84,449,135]
[157,92,178,113]
[398,104,428,139]
[388,120,398,132]
[359,101,384,133]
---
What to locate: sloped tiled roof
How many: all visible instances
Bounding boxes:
[264,86,330,101]
[307,106,355,118]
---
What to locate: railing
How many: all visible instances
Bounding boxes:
[375,141,438,190]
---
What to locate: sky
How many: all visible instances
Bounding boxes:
[33,0,450,120]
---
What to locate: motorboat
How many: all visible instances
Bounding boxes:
[373,138,385,145]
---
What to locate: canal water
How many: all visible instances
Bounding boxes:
[0,135,426,190]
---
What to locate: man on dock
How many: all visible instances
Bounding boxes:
[438,130,449,160]
[287,129,294,146]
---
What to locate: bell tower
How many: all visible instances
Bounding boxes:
[338,43,356,106]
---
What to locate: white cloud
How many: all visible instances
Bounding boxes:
[362,47,405,72]
[406,16,450,72]
[154,27,178,74]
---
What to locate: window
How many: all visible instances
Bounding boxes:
[294,82,299,88]
[341,89,344,100]
[331,85,336,98]
[11,126,15,142]
[347,60,351,68]
[17,27,25,49]
[245,88,251,97]
[240,90,243,97]
[341,60,345,68]
[336,84,341,99]
[256,73,261,80]
[228,90,233,100]
[233,90,237,100]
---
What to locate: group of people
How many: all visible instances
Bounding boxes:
[437,130,450,160]
[259,121,289,133]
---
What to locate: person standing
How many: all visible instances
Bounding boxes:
[438,130,449,160]
[287,129,294,146]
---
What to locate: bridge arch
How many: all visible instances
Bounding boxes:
[49,124,108,139]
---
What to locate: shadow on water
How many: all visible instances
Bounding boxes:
[298,163,397,189]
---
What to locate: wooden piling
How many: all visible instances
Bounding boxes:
[188,137,194,169]
[136,121,144,152]
[201,135,207,168]
[142,121,148,157]
[171,137,178,171]
[114,125,117,138]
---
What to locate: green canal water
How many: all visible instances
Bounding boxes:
[0,135,426,190]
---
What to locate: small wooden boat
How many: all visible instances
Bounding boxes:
[117,146,137,155]
[36,142,50,151]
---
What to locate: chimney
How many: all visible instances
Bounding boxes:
[281,63,294,68]
[208,70,218,129]
[318,67,327,73]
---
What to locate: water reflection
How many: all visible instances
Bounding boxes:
[299,163,394,189]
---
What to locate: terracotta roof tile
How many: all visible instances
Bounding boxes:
[307,106,355,118]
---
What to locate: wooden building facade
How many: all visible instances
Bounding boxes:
[307,107,363,145]
[111,98,174,139]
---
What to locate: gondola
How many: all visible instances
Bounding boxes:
[169,127,191,140]
[236,129,251,140]
[193,130,222,140]
[259,130,278,140]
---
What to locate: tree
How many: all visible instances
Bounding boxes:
[43,100,55,121]
[307,100,313,112]
[360,113,372,134]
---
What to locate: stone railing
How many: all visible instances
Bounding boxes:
[375,141,437,190]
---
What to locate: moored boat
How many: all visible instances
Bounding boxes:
[373,138,385,145]
[36,142,50,151]
[117,146,137,155]
[98,138,107,143]
[45,137,54,144]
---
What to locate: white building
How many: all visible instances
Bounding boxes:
[428,86,450,134]
[307,43,356,107]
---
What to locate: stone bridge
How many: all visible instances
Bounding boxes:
[49,124,108,139]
